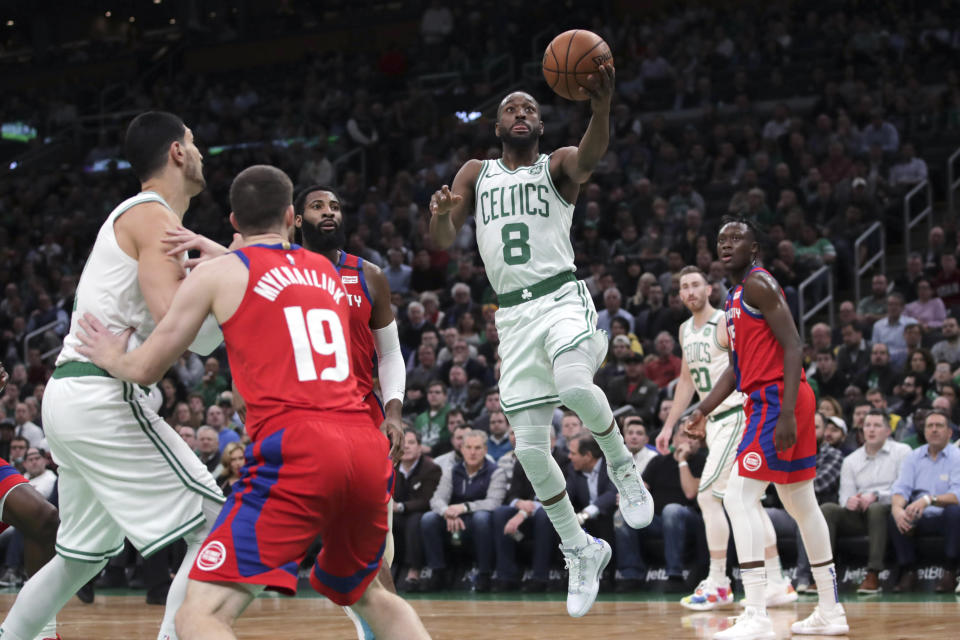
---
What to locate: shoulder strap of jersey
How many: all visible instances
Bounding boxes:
[339,251,362,271]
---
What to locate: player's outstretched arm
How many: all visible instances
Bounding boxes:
[76,260,224,385]
[657,342,697,454]
[745,272,803,450]
[428,160,481,249]
[555,63,614,184]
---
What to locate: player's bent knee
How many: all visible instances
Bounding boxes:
[513,447,565,498]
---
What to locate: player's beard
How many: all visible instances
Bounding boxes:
[686,297,706,314]
[500,126,541,151]
[300,219,345,253]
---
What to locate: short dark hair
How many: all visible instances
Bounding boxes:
[719,214,760,241]
[229,165,294,234]
[426,379,447,393]
[572,432,603,459]
[124,111,186,182]
[445,408,465,427]
[403,427,422,445]
[678,265,708,282]
[840,322,861,333]
[817,347,836,359]
[293,185,341,217]
[864,408,890,428]
[9,436,28,449]
[485,386,500,399]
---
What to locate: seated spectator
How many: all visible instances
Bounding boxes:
[891,375,932,445]
[905,348,935,382]
[895,253,926,303]
[646,332,682,389]
[421,430,507,592]
[446,365,469,411]
[12,403,43,448]
[414,380,451,456]
[566,433,617,578]
[205,404,240,454]
[836,323,871,378]
[614,428,706,592]
[904,279,946,331]
[384,248,412,294]
[492,431,566,593]
[932,316,960,366]
[854,343,898,397]
[196,426,222,475]
[595,335,633,388]
[433,421,473,472]
[597,287,634,334]
[471,388,501,433]
[393,429,442,592]
[476,320,499,369]
[609,317,644,357]
[178,426,197,452]
[409,344,440,389]
[438,339,489,385]
[605,353,660,424]
[871,293,918,370]
[934,253,960,314]
[621,415,657,473]
[889,409,960,592]
[824,415,855,458]
[194,357,229,407]
[186,392,206,429]
[554,411,584,468]
[402,382,427,421]
[486,411,512,462]
[887,142,928,192]
[821,409,912,593]
[217,441,245,496]
[857,274,890,327]
[812,349,849,401]
[399,301,435,353]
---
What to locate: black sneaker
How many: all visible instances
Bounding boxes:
[76,579,95,604]
[614,578,644,593]
[145,582,170,605]
[664,576,687,593]
[474,573,492,593]
[521,578,547,593]
[420,570,445,592]
[491,578,520,592]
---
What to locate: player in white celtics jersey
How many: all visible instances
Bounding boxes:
[657,267,797,612]
[0,112,225,640]
[429,65,653,619]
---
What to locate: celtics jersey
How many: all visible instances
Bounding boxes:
[474,153,575,295]
[679,309,745,416]
[57,191,177,366]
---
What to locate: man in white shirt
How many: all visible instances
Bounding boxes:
[819,410,911,593]
[12,403,43,449]
[23,448,56,500]
[621,416,656,473]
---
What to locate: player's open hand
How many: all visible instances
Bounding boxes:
[680,409,706,441]
[579,63,615,110]
[0,364,8,394]
[163,226,229,269]
[380,415,404,465]
[429,185,462,217]
[773,413,797,452]
[75,313,133,375]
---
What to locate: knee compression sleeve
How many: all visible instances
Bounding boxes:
[553,347,613,433]
[510,409,566,500]
[775,480,833,565]
[722,468,769,565]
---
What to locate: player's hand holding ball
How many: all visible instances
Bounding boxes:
[542,29,615,109]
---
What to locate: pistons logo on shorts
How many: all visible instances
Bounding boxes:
[742,452,763,472]
[196,540,227,571]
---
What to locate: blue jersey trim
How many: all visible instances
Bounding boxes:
[248,243,302,251]
[232,250,250,269]
[312,537,386,595]
[356,257,374,305]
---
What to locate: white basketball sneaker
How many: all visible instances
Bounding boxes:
[681,578,735,611]
[738,575,798,607]
[608,461,654,528]
[790,605,849,635]
[713,609,775,640]
[561,537,611,618]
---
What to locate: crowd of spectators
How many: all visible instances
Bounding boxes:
[2,0,960,594]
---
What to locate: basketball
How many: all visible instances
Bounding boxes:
[542,29,614,101]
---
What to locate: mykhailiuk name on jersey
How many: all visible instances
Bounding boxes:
[474,154,576,295]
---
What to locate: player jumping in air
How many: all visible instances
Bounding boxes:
[428,63,653,618]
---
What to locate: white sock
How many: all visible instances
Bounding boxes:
[32,618,57,640]
[765,555,783,584]
[543,499,589,550]
[740,567,767,617]
[157,537,205,640]
[0,556,104,640]
[708,558,727,584]
[811,564,842,615]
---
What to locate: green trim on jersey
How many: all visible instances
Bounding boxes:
[56,541,126,563]
[551,281,597,362]
[140,512,206,558]
[542,154,572,208]
[500,393,562,414]
[474,160,488,194]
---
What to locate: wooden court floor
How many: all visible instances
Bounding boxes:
[4,594,958,639]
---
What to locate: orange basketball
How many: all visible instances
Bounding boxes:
[542,29,614,101]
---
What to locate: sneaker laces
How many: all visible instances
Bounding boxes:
[561,545,586,594]
[613,463,649,507]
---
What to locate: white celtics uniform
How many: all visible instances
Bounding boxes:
[44,191,223,562]
[475,153,603,413]
[680,309,746,498]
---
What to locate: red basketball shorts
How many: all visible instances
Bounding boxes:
[189,413,395,605]
[736,380,817,484]
[0,458,29,534]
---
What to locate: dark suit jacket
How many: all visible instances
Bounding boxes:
[605,376,660,423]
[393,456,442,514]
[566,458,617,517]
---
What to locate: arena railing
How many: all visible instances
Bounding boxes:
[903,180,932,269]
[797,265,834,342]
[853,221,885,308]
[948,145,960,221]
[22,319,62,363]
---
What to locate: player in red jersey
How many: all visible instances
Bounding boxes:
[0,364,64,640]
[293,185,405,640]
[74,165,430,640]
[682,217,848,639]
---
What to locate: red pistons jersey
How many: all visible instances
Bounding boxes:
[724,266,807,394]
[334,252,375,400]
[222,243,369,440]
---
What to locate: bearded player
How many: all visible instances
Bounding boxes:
[656,267,797,613]
[682,217,847,639]
[429,64,653,618]
[75,165,429,640]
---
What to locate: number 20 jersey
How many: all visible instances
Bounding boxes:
[474,154,576,295]
[222,243,370,441]
[679,309,745,416]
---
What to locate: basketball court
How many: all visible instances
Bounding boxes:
[5,589,955,639]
